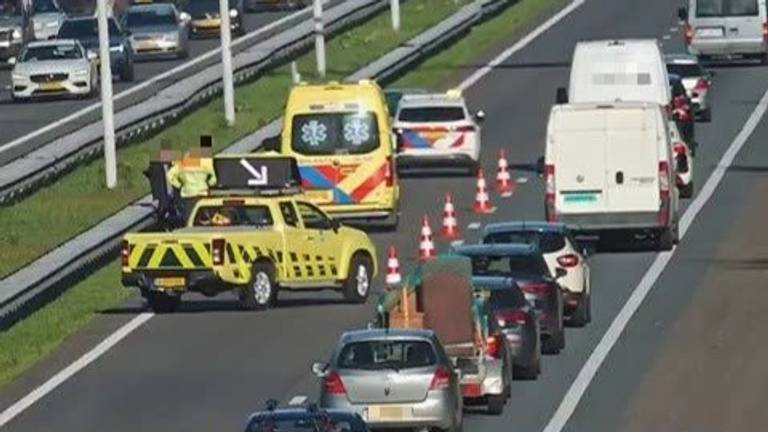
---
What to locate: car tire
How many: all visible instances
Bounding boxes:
[569,291,591,327]
[680,182,694,199]
[487,394,505,415]
[342,253,372,304]
[177,47,189,59]
[698,108,712,123]
[513,363,538,380]
[146,291,181,313]
[541,329,564,355]
[120,60,135,82]
[240,261,277,310]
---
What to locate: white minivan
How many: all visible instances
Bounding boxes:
[543,102,680,250]
[678,0,767,62]
[558,39,670,107]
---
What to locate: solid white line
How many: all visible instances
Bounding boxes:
[542,87,768,432]
[0,313,154,427]
[662,34,671,40]
[457,0,586,90]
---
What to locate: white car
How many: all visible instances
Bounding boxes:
[11,39,98,101]
[669,121,694,199]
[393,90,483,172]
[482,222,592,327]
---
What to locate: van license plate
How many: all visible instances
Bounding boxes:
[155,277,185,288]
[564,193,597,203]
[697,27,723,38]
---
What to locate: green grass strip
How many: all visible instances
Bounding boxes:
[0,0,565,387]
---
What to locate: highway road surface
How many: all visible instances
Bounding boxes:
[3,0,768,430]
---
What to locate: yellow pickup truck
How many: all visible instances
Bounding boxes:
[122,155,377,313]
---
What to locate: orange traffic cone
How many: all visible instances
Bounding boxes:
[419,215,436,262]
[385,246,402,288]
[496,149,515,198]
[473,168,496,214]
[441,192,461,240]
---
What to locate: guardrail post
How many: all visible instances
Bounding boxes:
[313,0,326,78]
[97,0,117,188]
[220,0,236,125]
[391,0,400,31]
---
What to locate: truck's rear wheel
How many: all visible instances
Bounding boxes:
[146,292,181,313]
[240,262,277,310]
[487,394,505,415]
[342,254,372,303]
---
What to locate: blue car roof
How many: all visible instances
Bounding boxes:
[483,221,568,236]
[453,243,540,257]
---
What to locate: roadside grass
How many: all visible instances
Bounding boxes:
[0,0,465,280]
[0,0,566,387]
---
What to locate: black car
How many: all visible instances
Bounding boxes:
[473,276,541,380]
[57,16,135,81]
[245,401,369,432]
[454,244,566,355]
[669,73,694,144]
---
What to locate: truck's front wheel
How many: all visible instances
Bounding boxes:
[146,292,181,313]
[487,394,505,415]
[342,254,372,304]
[240,262,277,310]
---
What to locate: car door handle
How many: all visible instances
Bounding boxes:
[729,27,739,32]
[615,171,624,184]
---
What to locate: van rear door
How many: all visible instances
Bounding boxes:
[724,0,764,53]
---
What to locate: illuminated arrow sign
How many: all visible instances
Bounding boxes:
[239,158,268,186]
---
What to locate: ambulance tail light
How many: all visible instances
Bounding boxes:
[659,161,671,226]
[763,21,768,44]
[212,238,226,265]
[385,158,395,187]
[545,164,557,222]
[684,24,694,45]
[121,241,132,266]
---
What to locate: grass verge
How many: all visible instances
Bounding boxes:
[0,0,464,280]
[0,0,566,387]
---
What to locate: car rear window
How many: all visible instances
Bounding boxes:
[398,106,466,122]
[696,0,758,17]
[483,231,566,253]
[291,112,379,155]
[338,340,436,370]
[59,18,121,38]
[124,8,177,28]
[470,255,551,278]
[487,288,528,309]
[667,63,703,78]
[192,205,273,227]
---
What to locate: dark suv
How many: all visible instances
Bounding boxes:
[57,16,135,81]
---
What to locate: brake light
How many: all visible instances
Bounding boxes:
[495,309,528,327]
[520,282,551,296]
[454,125,476,132]
[673,142,687,157]
[763,21,768,43]
[121,240,132,266]
[684,24,694,45]
[486,334,503,359]
[694,78,709,93]
[544,164,557,222]
[212,238,226,266]
[384,158,394,187]
[429,366,451,390]
[557,253,579,268]
[659,161,670,225]
[324,371,347,395]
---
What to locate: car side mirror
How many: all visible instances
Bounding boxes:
[261,135,281,151]
[707,70,716,78]
[180,11,191,24]
[312,362,330,377]
[453,368,462,380]
[87,51,97,60]
[330,218,340,232]
[474,110,486,122]
[536,155,545,175]
[555,268,567,279]
[555,86,568,104]
[677,6,688,21]
[7,56,16,65]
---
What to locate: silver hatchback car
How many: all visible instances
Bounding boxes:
[314,329,463,432]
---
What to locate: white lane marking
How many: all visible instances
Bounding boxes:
[542,87,768,432]
[669,26,678,32]
[516,176,528,184]
[662,34,671,40]
[0,7,308,155]
[450,240,466,248]
[0,313,154,427]
[457,0,586,90]
[467,222,481,230]
[288,396,308,406]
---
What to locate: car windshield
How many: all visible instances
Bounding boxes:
[183,0,218,15]
[124,7,176,27]
[21,44,82,61]
[291,112,379,155]
[58,19,121,38]
[469,254,551,278]
[338,340,436,371]
[33,0,59,13]
[398,106,466,122]
[484,231,566,253]
[667,63,704,78]
[246,414,367,432]
[192,205,273,227]
[696,0,758,17]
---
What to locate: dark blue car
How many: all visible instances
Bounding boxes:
[245,402,369,432]
[57,16,135,81]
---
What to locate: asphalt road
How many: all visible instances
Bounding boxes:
[0,9,289,146]
[3,0,768,430]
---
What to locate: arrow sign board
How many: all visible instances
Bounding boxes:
[239,158,268,186]
[213,156,302,190]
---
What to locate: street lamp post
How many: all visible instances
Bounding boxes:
[96,0,117,188]
[313,0,325,78]
[219,0,236,125]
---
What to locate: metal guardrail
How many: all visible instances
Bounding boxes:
[0,0,522,327]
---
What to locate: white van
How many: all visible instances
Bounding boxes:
[679,0,767,62]
[560,39,670,107]
[543,102,680,250]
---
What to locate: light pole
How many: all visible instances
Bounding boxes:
[219,0,236,125]
[313,0,325,78]
[96,0,117,188]
[390,0,400,31]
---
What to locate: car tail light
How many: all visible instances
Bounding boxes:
[659,161,670,225]
[763,21,768,43]
[429,366,451,390]
[324,371,347,395]
[212,238,226,266]
[544,164,557,222]
[557,253,579,268]
[684,24,694,45]
[520,282,551,296]
[121,240,132,266]
[385,158,395,187]
[454,125,476,132]
[694,78,709,93]
[495,309,528,327]
[486,334,503,359]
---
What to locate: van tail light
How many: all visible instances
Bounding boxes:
[520,282,551,296]
[324,371,347,395]
[557,253,579,268]
[121,240,132,266]
[486,334,503,359]
[763,22,768,43]
[659,161,671,225]
[429,366,452,391]
[544,164,557,222]
[673,142,687,157]
[694,78,709,93]
[212,238,226,266]
[684,24,694,45]
[495,309,528,327]
[384,158,395,187]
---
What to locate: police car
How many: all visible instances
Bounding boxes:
[122,154,378,313]
[393,89,484,173]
